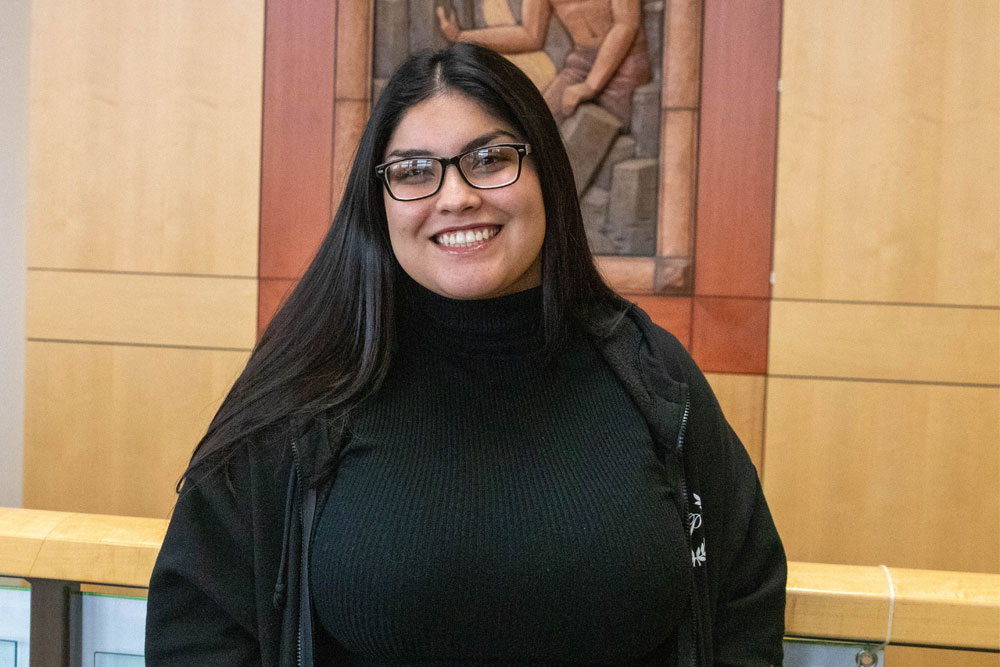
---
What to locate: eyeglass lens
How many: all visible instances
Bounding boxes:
[385,145,521,200]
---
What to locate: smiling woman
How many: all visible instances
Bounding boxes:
[381,92,545,300]
[144,43,786,667]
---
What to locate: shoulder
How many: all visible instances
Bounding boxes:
[600,299,698,390]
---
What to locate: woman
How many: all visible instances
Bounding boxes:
[145,43,785,666]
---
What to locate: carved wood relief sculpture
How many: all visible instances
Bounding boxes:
[374,0,702,294]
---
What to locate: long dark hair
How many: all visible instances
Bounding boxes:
[183,43,622,482]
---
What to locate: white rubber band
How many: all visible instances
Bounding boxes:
[878,564,896,649]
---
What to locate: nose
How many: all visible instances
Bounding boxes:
[434,163,481,213]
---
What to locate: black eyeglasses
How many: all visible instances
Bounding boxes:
[375,143,532,201]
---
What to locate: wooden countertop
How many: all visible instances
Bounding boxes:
[1,508,997,650]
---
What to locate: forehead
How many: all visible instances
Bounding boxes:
[385,91,518,156]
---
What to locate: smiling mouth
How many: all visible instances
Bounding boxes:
[433,225,502,248]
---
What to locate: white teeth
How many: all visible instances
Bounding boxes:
[436,226,498,248]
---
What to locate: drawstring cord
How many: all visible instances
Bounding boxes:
[272,471,297,608]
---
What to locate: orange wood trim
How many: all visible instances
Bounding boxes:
[259,0,338,285]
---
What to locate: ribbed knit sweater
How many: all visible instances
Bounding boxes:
[310,282,689,665]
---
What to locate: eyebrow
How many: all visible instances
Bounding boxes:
[385,130,518,160]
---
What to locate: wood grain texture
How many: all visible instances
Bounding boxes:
[663,0,702,109]
[704,373,765,472]
[335,0,372,101]
[658,110,697,257]
[331,99,370,209]
[596,256,657,293]
[690,296,769,374]
[0,509,68,578]
[27,0,263,275]
[763,377,1000,574]
[628,296,692,350]
[0,508,165,587]
[259,0,338,279]
[885,645,1000,667]
[787,562,1000,650]
[23,342,250,518]
[694,0,780,298]
[27,270,257,350]
[258,277,297,336]
[774,1,1000,306]
[768,300,1000,385]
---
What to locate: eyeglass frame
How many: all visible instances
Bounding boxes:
[374,143,533,202]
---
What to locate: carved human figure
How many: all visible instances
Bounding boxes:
[437,0,653,124]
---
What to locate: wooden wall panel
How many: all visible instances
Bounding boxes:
[769,300,1000,385]
[628,296,692,350]
[23,342,250,518]
[763,377,999,574]
[773,1,1000,306]
[331,2,373,212]
[885,646,999,667]
[704,373,765,472]
[258,278,297,336]
[694,0,780,299]
[331,99,370,208]
[259,0,338,280]
[24,1,264,517]
[27,271,256,349]
[691,296,769,374]
[27,0,264,276]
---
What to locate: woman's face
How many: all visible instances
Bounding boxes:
[381,91,546,300]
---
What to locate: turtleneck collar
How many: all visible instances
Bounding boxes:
[397,275,544,357]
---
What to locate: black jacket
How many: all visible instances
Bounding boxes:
[145,304,786,666]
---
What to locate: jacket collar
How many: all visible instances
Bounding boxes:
[593,303,688,454]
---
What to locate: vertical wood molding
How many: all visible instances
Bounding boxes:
[259,0,338,282]
[690,0,781,374]
[694,0,781,299]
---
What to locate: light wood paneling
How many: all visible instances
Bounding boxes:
[27,270,257,350]
[0,508,67,576]
[763,377,1000,574]
[0,508,165,587]
[886,646,999,667]
[704,373,765,472]
[774,1,1000,306]
[787,562,1000,650]
[769,300,1000,385]
[27,0,264,275]
[23,342,250,518]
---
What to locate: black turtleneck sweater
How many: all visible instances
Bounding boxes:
[310,282,689,665]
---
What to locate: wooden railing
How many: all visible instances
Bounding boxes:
[2,507,999,652]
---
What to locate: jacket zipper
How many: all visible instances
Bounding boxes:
[292,442,305,667]
[675,394,699,667]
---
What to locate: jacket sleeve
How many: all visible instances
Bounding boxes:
[650,327,787,667]
[145,448,261,666]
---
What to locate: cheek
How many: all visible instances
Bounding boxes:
[384,198,416,240]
